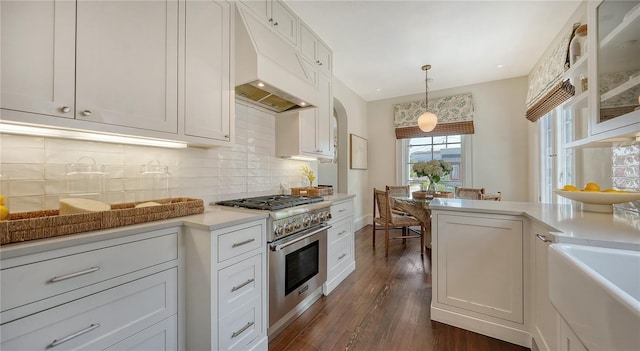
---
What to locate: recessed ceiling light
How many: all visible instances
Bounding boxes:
[375,88,381,91]
[497,64,504,68]
[300,102,307,106]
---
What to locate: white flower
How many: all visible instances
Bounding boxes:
[411,159,452,183]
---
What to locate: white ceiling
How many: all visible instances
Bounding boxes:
[285,0,582,101]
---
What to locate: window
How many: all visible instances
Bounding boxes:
[401,135,465,192]
[539,106,574,204]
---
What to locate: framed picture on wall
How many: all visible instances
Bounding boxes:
[350,134,368,170]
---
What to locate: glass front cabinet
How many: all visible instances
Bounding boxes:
[587,0,640,141]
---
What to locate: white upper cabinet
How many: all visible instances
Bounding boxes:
[239,0,297,46]
[300,23,332,75]
[75,0,178,134]
[316,73,334,159]
[183,0,233,143]
[1,0,76,118]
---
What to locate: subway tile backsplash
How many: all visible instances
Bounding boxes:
[0,103,312,212]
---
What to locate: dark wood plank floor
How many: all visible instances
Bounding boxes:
[269,225,530,351]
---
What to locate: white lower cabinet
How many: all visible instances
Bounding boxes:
[0,227,181,351]
[184,218,268,351]
[431,211,529,346]
[559,318,588,351]
[323,197,355,295]
[531,223,560,351]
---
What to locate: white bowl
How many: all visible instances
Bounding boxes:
[554,190,640,213]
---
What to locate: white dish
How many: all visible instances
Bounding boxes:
[554,190,640,213]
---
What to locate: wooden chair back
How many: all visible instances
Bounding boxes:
[455,187,485,200]
[373,188,391,221]
[385,185,409,197]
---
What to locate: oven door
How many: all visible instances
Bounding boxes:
[268,224,328,328]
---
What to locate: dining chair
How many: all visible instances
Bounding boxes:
[373,188,424,257]
[454,187,485,200]
[385,185,411,216]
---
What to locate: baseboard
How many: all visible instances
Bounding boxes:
[431,304,531,348]
[323,260,356,295]
[353,215,369,232]
[248,336,268,351]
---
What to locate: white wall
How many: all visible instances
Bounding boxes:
[333,77,369,231]
[0,103,315,212]
[367,76,531,205]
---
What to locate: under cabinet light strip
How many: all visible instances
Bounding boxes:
[0,123,188,148]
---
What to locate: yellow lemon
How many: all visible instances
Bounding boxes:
[584,182,600,192]
[0,205,8,220]
[0,194,4,206]
[562,185,578,191]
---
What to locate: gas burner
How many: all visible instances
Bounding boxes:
[216,195,324,211]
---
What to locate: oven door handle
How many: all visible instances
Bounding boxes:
[270,225,330,251]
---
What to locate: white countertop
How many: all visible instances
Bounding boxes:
[1,194,356,259]
[430,198,640,250]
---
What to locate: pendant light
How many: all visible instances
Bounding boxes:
[417,64,438,132]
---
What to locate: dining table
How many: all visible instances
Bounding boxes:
[390,195,433,249]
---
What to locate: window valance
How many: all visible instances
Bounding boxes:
[394,93,475,139]
[525,25,575,121]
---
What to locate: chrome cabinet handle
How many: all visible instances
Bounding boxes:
[60,106,71,113]
[536,234,552,243]
[316,60,321,64]
[49,266,100,283]
[231,278,255,292]
[232,238,255,248]
[231,321,254,338]
[273,21,278,26]
[48,323,100,348]
[338,230,347,236]
[81,110,92,117]
[338,209,346,213]
[338,253,347,260]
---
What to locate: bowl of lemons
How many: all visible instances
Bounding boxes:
[554,183,640,213]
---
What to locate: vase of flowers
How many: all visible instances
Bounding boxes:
[412,160,452,194]
[301,165,316,188]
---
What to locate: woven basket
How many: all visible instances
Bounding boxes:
[290,186,333,196]
[0,197,204,245]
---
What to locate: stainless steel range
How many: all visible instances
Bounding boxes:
[216,195,332,339]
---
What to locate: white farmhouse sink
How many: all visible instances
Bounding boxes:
[548,244,640,351]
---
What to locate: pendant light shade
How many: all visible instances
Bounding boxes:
[417,111,437,132]
[418,64,437,132]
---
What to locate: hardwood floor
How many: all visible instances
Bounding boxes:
[269,225,530,351]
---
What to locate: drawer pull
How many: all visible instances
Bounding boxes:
[536,234,552,243]
[338,253,347,260]
[231,278,255,292]
[49,266,100,283]
[232,238,255,248]
[338,230,347,236]
[231,321,254,338]
[48,323,100,348]
[338,209,346,213]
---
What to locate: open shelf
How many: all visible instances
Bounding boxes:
[563,91,589,110]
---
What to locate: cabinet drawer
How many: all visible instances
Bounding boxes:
[104,315,177,351]
[328,234,352,272]
[330,201,352,220]
[218,298,262,351]
[1,231,178,312]
[217,222,264,262]
[328,217,352,244]
[1,268,177,351]
[218,253,263,319]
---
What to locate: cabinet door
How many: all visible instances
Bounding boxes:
[532,226,559,351]
[316,40,332,74]
[104,316,177,351]
[75,0,178,133]
[184,0,232,142]
[0,0,75,118]
[436,214,524,323]
[317,73,334,158]
[299,24,316,63]
[559,318,588,351]
[271,0,298,46]
[239,0,269,21]
[300,108,319,154]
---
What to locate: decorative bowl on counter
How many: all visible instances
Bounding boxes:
[554,190,640,213]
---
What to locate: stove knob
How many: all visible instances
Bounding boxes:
[295,222,302,229]
[286,222,295,233]
[311,214,319,224]
[325,211,332,220]
[303,217,311,227]
[275,225,285,237]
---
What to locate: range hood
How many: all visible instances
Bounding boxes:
[235,7,318,113]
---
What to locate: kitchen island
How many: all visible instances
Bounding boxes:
[428,198,640,350]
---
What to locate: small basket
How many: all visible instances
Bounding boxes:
[291,186,333,196]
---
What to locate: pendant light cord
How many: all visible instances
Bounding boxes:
[422,64,431,110]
